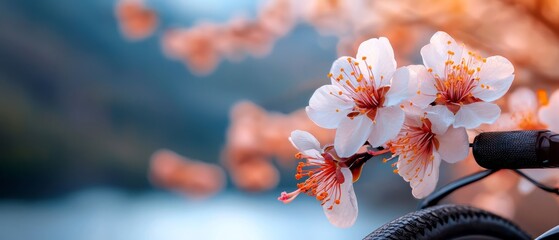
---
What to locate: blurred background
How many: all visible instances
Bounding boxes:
[0,0,558,239]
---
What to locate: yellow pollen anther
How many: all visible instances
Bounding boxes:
[338,91,343,95]
[327,73,333,78]
[416,90,421,95]
[447,50,455,55]
[428,68,433,73]
[346,57,351,62]
[335,109,340,112]
[334,200,340,204]
[447,40,452,45]
[362,56,367,60]
[393,169,399,174]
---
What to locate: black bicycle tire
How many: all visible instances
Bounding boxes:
[364,204,530,240]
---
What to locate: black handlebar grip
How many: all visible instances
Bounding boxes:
[472,130,559,169]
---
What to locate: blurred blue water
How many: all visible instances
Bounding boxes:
[0,0,338,196]
[0,189,409,240]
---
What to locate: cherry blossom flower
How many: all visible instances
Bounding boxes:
[278,130,358,228]
[387,106,469,198]
[307,37,412,157]
[516,89,559,194]
[490,87,547,131]
[410,31,515,129]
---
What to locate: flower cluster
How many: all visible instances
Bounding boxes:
[279,31,516,227]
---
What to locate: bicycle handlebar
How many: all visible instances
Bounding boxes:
[472,130,559,169]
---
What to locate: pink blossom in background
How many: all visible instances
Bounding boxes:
[222,101,334,192]
[539,89,559,132]
[115,0,158,40]
[149,149,225,198]
[161,25,222,75]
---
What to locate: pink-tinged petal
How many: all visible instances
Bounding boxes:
[420,44,445,78]
[472,56,514,102]
[289,130,321,152]
[454,102,501,129]
[307,85,353,129]
[413,151,441,199]
[430,32,464,62]
[425,105,455,135]
[384,67,412,107]
[301,149,323,161]
[329,57,358,87]
[323,168,358,228]
[408,65,437,108]
[435,127,469,163]
[335,115,373,157]
[369,106,405,147]
[356,37,396,87]
[420,31,464,78]
[539,90,559,132]
[403,104,425,128]
[398,151,441,199]
[508,87,538,114]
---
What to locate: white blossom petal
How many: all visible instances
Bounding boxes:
[384,67,412,107]
[398,151,441,199]
[368,106,405,147]
[356,37,396,87]
[420,31,464,78]
[307,85,353,129]
[329,57,358,88]
[420,44,445,79]
[289,130,321,152]
[425,105,455,135]
[454,102,501,129]
[408,65,437,108]
[402,104,425,128]
[323,168,358,228]
[335,115,373,157]
[539,90,559,132]
[472,56,514,102]
[435,127,469,163]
